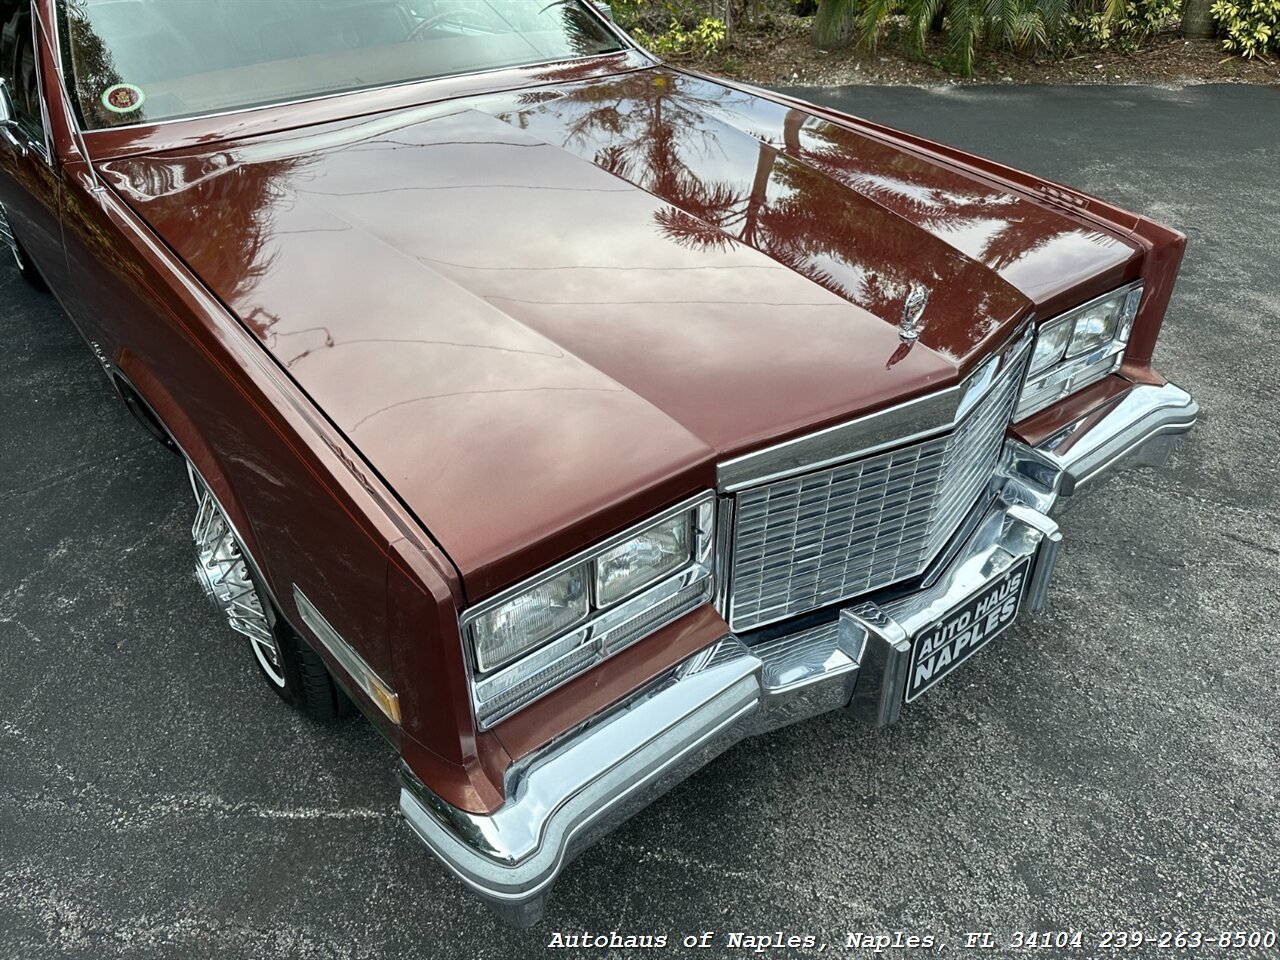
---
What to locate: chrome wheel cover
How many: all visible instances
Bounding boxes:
[0,203,23,275]
[188,464,286,687]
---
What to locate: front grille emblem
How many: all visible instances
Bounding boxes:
[899,284,930,342]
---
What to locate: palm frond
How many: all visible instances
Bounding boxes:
[855,0,899,51]
[1103,0,1131,22]
[1011,10,1048,45]
[947,6,983,73]
[1037,0,1070,29]
[913,0,946,50]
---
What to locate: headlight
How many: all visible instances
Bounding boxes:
[1027,316,1073,376]
[470,565,589,672]
[595,514,692,606]
[1016,282,1143,420]
[462,495,716,728]
[1067,296,1124,358]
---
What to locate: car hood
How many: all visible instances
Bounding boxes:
[101,68,1137,599]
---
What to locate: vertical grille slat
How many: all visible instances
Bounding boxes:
[728,348,1027,632]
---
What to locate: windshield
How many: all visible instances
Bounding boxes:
[57,0,626,130]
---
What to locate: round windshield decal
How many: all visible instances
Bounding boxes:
[101,83,145,114]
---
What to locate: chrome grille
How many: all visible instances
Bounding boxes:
[728,349,1028,632]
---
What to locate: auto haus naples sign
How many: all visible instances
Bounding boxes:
[905,558,1031,702]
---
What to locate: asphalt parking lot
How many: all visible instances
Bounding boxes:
[2,84,1278,959]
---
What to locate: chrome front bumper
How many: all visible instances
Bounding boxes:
[400,381,1197,925]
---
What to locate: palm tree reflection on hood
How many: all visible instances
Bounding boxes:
[791,117,1089,276]
[495,71,1010,342]
[495,70,1138,363]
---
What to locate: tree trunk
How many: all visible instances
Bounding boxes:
[811,0,857,48]
[1181,0,1216,38]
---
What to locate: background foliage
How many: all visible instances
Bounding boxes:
[1210,0,1280,54]
[631,15,729,54]
[611,0,1275,72]
[819,0,1072,74]
[1070,0,1180,49]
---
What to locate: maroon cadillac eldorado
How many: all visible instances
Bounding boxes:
[0,0,1197,923]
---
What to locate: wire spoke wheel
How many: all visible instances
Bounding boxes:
[0,203,47,290]
[0,202,26,275]
[187,464,287,687]
[179,459,348,719]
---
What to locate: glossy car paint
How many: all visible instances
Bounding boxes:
[95,66,1151,605]
[0,0,1184,813]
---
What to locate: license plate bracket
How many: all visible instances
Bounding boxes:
[904,556,1032,703]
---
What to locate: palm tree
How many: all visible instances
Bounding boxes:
[812,0,1070,75]
[1181,0,1217,37]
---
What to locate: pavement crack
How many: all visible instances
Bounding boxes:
[1226,531,1280,559]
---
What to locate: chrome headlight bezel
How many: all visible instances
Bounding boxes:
[1016,281,1143,421]
[460,493,717,729]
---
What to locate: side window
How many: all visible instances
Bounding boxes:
[0,0,45,141]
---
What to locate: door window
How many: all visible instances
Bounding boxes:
[0,0,46,141]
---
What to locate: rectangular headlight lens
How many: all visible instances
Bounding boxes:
[1017,283,1142,421]
[470,565,589,672]
[594,512,693,607]
[1028,317,1073,375]
[1066,295,1123,359]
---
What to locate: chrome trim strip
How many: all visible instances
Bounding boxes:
[28,5,55,164]
[25,3,59,165]
[34,5,98,188]
[711,494,735,617]
[293,586,400,723]
[717,322,1033,493]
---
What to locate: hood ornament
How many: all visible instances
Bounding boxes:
[899,284,930,342]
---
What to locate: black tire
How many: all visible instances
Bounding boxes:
[254,578,354,721]
[116,382,181,455]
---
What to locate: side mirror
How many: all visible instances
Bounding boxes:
[593,2,614,20]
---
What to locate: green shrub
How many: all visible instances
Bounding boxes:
[1211,0,1280,55]
[633,16,729,54]
[613,0,724,33]
[1069,0,1179,49]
